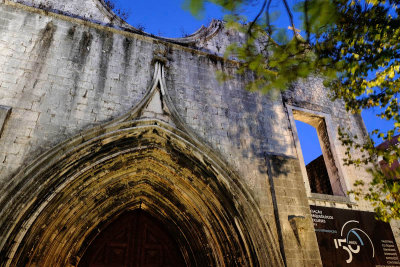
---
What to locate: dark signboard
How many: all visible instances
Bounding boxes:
[310,205,400,267]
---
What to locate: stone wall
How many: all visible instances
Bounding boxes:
[8,0,128,27]
[0,0,391,266]
[0,1,289,223]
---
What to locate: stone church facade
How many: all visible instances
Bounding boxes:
[0,0,398,266]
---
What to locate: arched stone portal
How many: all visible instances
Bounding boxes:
[0,63,284,266]
[0,120,284,267]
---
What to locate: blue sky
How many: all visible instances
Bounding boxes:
[113,0,392,164]
[114,0,267,37]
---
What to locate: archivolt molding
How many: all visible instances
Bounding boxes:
[0,62,284,266]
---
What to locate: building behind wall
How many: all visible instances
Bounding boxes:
[0,0,399,266]
[377,135,400,180]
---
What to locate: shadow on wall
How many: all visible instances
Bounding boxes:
[165,54,293,178]
[12,21,153,166]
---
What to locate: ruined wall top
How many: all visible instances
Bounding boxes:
[6,0,264,58]
[8,0,129,27]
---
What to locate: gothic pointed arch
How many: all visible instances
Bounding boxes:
[0,62,284,267]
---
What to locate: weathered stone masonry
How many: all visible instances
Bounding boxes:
[0,0,397,266]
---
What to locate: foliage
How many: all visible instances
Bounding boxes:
[104,0,129,21]
[186,0,400,221]
[325,0,400,222]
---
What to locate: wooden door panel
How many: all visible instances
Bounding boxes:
[79,210,185,267]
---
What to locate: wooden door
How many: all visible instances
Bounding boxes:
[78,210,186,267]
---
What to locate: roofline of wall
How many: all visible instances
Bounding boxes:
[2,1,240,67]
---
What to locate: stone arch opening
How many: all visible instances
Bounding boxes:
[0,120,283,267]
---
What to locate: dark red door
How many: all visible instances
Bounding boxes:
[78,210,186,267]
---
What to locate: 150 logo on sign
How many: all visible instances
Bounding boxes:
[310,206,399,267]
[333,220,374,263]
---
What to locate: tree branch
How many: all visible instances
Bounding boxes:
[265,0,273,37]
[247,0,268,38]
[282,0,299,41]
[304,0,310,42]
